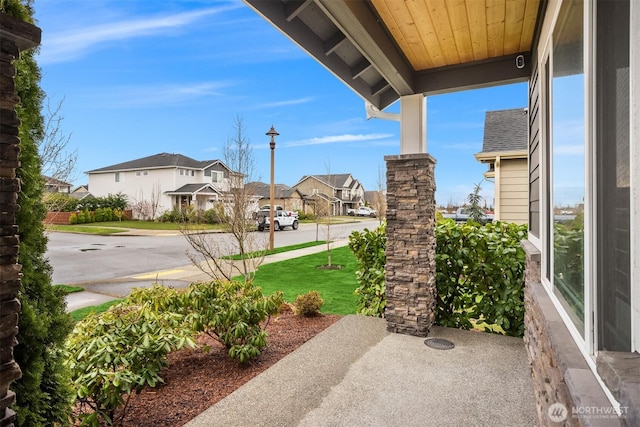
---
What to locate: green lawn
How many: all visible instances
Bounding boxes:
[250,245,358,315]
[53,284,84,294]
[224,241,327,260]
[47,220,222,234]
[69,299,122,322]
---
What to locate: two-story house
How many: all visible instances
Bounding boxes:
[86,153,239,219]
[293,174,365,216]
[474,108,529,224]
[247,182,304,212]
[43,175,72,193]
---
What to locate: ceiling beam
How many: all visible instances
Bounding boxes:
[416,54,532,95]
[316,0,414,96]
[245,0,392,109]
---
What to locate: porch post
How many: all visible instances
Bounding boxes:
[0,12,41,427]
[385,94,438,337]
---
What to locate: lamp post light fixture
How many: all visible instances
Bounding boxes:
[266,125,279,251]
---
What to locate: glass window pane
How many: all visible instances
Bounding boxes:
[552,0,585,335]
[596,0,631,351]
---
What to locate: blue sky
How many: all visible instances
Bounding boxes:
[33,0,529,207]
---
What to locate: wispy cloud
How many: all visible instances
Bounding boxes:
[40,5,238,64]
[249,97,315,110]
[284,133,393,148]
[96,81,234,108]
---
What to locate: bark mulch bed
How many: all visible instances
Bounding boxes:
[110,307,341,426]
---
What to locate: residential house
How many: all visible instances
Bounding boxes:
[69,184,92,201]
[43,175,71,193]
[292,174,365,216]
[247,182,304,212]
[86,153,240,219]
[247,0,639,424]
[474,108,529,224]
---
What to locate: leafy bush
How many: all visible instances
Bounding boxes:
[182,280,283,362]
[44,192,79,211]
[202,204,227,224]
[349,222,387,317]
[293,290,324,316]
[65,299,196,426]
[348,220,527,337]
[296,210,315,221]
[435,220,527,337]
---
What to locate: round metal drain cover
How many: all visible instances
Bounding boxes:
[424,337,455,350]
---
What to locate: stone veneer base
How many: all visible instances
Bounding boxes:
[522,240,626,426]
[384,153,437,337]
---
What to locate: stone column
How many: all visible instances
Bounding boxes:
[384,153,437,337]
[0,13,41,427]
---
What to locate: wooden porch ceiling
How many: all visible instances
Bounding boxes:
[244,0,544,110]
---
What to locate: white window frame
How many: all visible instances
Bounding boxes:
[631,0,640,354]
[538,0,593,354]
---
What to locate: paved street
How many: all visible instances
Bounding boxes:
[45,219,380,310]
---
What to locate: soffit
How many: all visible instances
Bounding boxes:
[244,0,544,110]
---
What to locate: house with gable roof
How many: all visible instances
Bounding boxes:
[246,181,304,212]
[474,107,529,224]
[292,173,365,216]
[86,152,241,219]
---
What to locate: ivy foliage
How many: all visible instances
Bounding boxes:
[2,1,75,425]
[348,220,528,337]
[349,222,387,317]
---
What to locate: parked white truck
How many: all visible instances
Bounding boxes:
[255,209,299,231]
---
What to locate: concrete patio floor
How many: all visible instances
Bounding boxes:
[186,315,538,427]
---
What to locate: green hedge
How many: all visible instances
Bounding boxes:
[348,220,528,337]
[69,207,124,224]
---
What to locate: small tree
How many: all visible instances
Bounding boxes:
[466,180,486,223]
[182,115,266,281]
[372,164,387,224]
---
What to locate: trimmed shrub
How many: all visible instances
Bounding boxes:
[435,220,527,337]
[348,222,387,317]
[347,219,528,337]
[293,290,324,316]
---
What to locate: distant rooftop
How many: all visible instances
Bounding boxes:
[479,108,528,153]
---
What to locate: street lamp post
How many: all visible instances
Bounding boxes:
[266,126,279,251]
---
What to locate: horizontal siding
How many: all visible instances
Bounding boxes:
[528,63,540,235]
[499,158,528,224]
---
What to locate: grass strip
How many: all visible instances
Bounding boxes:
[249,245,358,315]
[69,299,122,322]
[47,225,128,234]
[53,284,84,294]
[224,241,327,260]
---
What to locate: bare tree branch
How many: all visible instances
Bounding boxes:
[181,115,266,281]
[40,97,77,183]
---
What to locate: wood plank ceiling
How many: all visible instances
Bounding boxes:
[244,0,543,110]
[372,0,541,71]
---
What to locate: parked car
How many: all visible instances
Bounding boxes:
[442,207,494,224]
[347,206,377,217]
[256,209,299,231]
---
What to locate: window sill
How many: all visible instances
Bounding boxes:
[596,351,640,425]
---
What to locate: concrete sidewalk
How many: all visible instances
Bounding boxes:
[65,239,350,311]
[185,315,538,427]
